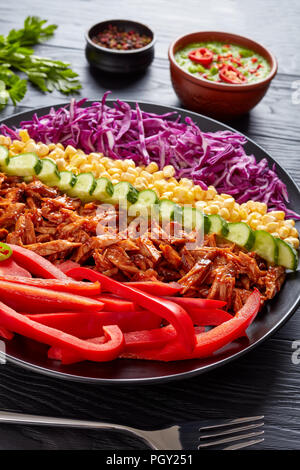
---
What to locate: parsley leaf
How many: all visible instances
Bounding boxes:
[0,17,81,110]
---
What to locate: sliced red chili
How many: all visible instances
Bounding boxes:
[188,47,213,67]
[0,242,12,262]
[219,64,248,84]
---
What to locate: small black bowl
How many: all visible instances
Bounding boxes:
[85,19,155,74]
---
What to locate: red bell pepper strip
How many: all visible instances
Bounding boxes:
[0,325,14,340]
[162,296,226,309]
[95,295,137,312]
[120,289,261,361]
[8,244,69,280]
[188,47,213,66]
[0,242,12,262]
[0,258,32,278]
[123,281,182,296]
[0,300,124,361]
[0,275,101,296]
[187,307,233,326]
[67,267,196,353]
[57,260,80,274]
[26,310,162,337]
[0,280,104,313]
[219,64,247,84]
[47,325,206,365]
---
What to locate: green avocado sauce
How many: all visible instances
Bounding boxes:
[175,41,271,84]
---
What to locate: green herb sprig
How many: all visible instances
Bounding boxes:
[0,16,81,110]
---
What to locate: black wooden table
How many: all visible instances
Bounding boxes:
[0,0,299,451]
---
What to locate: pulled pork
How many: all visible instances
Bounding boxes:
[0,174,285,312]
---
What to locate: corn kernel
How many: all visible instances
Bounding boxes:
[250,219,260,229]
[266,222,278,232]
[135,177,148,189]
[180,178,193,188]
[161,192,174,199]
[79,164,93,173]
[271,232,279,238]
[285,219,295,227]
[209,204,219,215]
[206,186,217,200]
[269,210,285,220]
[195,201,208,210]
[19,130,30,143]
[166,182,176,191]
[278,226,290,238]
[153,171,164,181]
[70,155,86,167]
[36,143,49,158]
[49,148,65,159]
[120,172,135,183]
[219,207,230,219]
[173,187,190,203]
[127,167,139,177]
[231,210,240,222]
[108,168,122,176]
[256,225,265,231]
[163,165,175,178]
[247,211,261,222]
[126,159,136,168]
[145,162,159,173]
[23,141,38,153]
[111,178,120,185]
[140,171,154,183]
[285,237,299,248]
[223,197,235,211]
[290,227,299,238]
[64,145,77,157]
[239,208,248,220]
[55,158,65,170]
[193,186,205,201]
[262,214,276,224]
[0,135,11,146]
[56,143,64,150]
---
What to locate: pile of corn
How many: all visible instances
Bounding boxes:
[1,131,299,248]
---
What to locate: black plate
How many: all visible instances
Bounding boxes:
[1,100,299,384]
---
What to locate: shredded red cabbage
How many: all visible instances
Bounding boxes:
[1,92,298,218]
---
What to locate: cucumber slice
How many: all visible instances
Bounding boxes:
[93,177,114,202]
[252,230,278,264]
[226,222,255,250]
[57,171,77,192]
[182,207,205,233]
[137,189,159,206]
[109,182,139,206]
[276,238,298,270]
[38,158,60,186]
[203,214,211,234]
[68,172,96,201]
[159,199,176,222]
[208,214,229,237]
[0,145,8,168]
[5,152,42,177]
